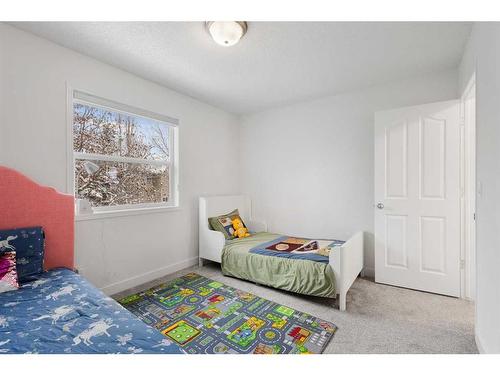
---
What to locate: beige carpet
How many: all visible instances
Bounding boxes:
[113,262,477,354]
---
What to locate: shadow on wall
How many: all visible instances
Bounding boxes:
[363,231,375,278]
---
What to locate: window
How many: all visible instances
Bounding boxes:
[72,91,178,213]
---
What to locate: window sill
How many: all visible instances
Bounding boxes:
[75,205,182,221]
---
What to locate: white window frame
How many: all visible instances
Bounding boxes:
[67,87,180,219]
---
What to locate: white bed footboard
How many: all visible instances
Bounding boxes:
[329,231,364,311]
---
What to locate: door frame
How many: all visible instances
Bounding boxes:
[460,74,476,301]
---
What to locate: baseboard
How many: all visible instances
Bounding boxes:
[100,256,199,296]
[362,266,375,278]
[475,333,485,354]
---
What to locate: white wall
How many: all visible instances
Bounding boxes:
[0,23,240,294]
[458,29,476,95]
[459,23,500,354]
[239,70,458,274]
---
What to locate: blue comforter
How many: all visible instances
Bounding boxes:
[249,236,345,264]
[0,269,184,354]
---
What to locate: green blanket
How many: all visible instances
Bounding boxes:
[221,232,336,298]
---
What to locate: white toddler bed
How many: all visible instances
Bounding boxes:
[199,195,364,311]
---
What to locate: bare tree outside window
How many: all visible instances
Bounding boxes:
[73,102,174,208]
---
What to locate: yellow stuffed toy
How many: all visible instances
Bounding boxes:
[231,218,250,238]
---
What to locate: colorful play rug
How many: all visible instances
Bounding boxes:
[118,273,337,354]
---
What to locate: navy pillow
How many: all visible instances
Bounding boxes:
[0,227,45,283]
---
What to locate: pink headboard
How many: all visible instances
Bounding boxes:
[0,166,74,270]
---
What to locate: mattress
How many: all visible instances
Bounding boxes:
[0,268,184,354]
[221,232,336,298]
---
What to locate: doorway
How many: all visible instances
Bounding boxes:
[374,88,476,299]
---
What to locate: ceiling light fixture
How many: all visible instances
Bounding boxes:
[206,21,248,47]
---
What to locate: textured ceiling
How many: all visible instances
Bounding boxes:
[12,22,471,114]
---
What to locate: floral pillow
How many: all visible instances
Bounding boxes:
[0,249,19,293]
[0,227,45,283]
[208,209,246,240]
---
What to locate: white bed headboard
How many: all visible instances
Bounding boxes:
[199,195,267,264]
[199,195,251,229]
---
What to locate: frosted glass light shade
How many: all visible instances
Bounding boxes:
[206,21,247,47]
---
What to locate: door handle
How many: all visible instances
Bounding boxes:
[376,203,384,209]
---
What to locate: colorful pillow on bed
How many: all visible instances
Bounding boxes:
[0,249,19,293]
[208,209,246,240]
[0,227,45,283]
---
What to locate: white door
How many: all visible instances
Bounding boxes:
[374,100,460,297]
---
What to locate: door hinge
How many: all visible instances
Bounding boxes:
[460,260,465,269]
[459,116,465,127]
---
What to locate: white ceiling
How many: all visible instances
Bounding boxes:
[12,22,471,114]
